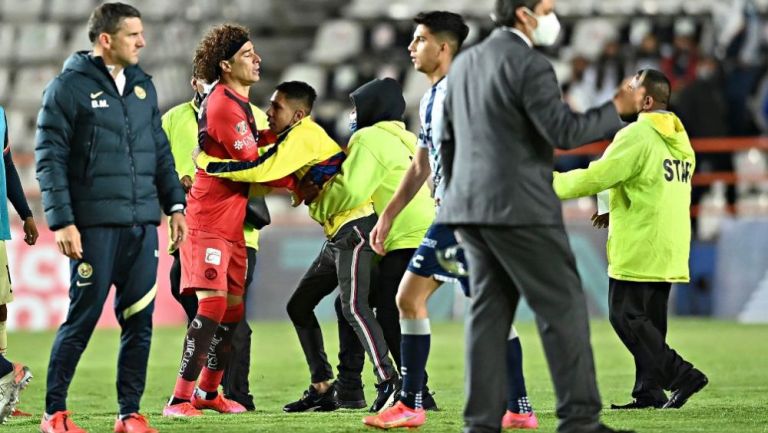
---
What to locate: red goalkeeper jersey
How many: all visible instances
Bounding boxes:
[186,84,259,241]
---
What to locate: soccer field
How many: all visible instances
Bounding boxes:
[5,320,768,433]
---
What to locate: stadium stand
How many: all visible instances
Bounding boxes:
[0,0,765,231]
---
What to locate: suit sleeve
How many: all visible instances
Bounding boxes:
[35,78,76,230]
[199,129,317,183]
[4,144,32,220]
[439,84,455,188]
[553,125,647,199]
[522,54,623,150]
[311,135,385,223]
[150,85,186,214]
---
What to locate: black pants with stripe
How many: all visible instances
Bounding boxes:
[286,214,397,384]
[46,225,157,415]
[169,247,258,409]
[608,278,695,403]
[334,248,416,390]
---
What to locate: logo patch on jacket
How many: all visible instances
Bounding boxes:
[77,262,93,278]
[134,85,146,100]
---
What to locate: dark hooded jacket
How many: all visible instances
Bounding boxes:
[350,77,406,129]
[310,77,435,252]
[35,51,185,230]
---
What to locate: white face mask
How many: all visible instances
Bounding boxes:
[526,9,561,47]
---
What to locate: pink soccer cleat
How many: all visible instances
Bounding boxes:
[39,411,87,433]
[162,401,202,417]
[363,401,426,429]
[191,393,247,414]
[113,413,158,433]
[502,411,539,429]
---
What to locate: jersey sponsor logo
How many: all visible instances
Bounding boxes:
[204,248,222,265]
[89,91,104,99]
[204,268,218,280]
[233,136,256,151]
[134,85,146,100]
[663,159,693,183]
[235,121,248,136]
[77,262,93,279]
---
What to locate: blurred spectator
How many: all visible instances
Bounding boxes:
[674,56,729,138]
[562,55,595,113]
[714,0,763,136]
[674,56,736,210]
[661,19,700,92]
[633,33,662,72]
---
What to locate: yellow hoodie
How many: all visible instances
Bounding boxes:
[553,111,696,282]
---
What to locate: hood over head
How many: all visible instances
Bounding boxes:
[349,78,405,130]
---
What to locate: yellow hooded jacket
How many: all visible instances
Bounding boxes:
[196,117,373,238]
[553,111,696,282]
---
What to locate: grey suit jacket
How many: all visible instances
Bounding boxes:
[437,29,623,227]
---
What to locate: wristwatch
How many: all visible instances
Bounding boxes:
[170,203,186,215]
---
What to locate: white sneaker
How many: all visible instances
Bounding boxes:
[0,363,32,423]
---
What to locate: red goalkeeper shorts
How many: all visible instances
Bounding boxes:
[180,229,246,296]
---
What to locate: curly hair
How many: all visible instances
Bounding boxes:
[193,24,250,83]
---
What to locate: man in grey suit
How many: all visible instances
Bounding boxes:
[438,0,637,432]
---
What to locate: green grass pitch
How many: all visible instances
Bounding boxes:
[5,320,768,432]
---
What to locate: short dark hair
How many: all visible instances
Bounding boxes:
[413,11,470,54]
[275,81,317,113]
[493,0,540,27]
[638,69,671,107]
[87,2,141,43]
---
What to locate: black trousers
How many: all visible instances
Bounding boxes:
[608,278,695,403]
[47,225,157,415]
[334,248,414,389]
[169,247,258,409]
[286,215,396,384]
[457,225,602,433]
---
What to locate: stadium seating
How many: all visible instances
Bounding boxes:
[0,0,763,231]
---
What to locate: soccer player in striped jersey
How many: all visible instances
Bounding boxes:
[365,11,537,429]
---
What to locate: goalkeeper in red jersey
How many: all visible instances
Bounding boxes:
[163,24,262,417]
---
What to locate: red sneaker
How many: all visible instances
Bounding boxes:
[162,401,202,417]
[502,411,539,429]
[363,401,426,429]
[12,408,32,416]
[114,413,158,433]
[191,393,247,414]
[39,411,88,433]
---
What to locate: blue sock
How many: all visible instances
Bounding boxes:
[506,330,533,413]
[399,319,431,409]
[0,354,12,377]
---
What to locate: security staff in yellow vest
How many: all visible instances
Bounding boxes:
[161,74,267,411]
[554,69,707,411]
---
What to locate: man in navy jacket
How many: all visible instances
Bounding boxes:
[35,3,186,433]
